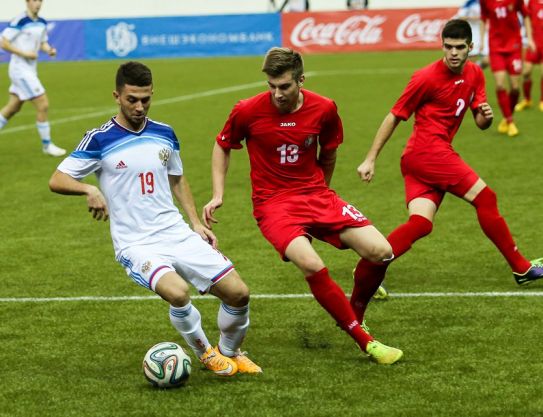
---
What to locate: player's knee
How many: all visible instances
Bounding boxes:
[222,282,250,307]
[167,290,191,308]
[364,242,393,263]
[298,256,326,276]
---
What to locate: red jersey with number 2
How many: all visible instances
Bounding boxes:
[391,59,487,157]
[216,89,343,206]
[480,0,527,53]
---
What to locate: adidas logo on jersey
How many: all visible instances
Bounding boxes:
[115,160,128,169]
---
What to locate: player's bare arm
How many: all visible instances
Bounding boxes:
[1,37,37,59]
[202,142,231,229]
[49,170,109,221]
[318,148,337,186]
[357,112,400,183]
[170,174,218,248]
[475,102,493,130]
[41,41,56,57]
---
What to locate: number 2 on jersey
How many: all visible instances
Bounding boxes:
[455,98,465,117]
[138,172,154,194]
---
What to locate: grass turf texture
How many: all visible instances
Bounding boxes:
[0,51,542,416]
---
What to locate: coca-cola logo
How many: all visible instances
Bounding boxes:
[290,15,386,47]
[396,14,448,44]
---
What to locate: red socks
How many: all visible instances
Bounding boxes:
[496,88,513,121]
[509,89,519,113]
[471,187,531,274]
[306,268,373,350]
[350,215,433,322]
[523,79,532,101]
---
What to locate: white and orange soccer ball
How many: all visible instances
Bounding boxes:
[142,342,191,388]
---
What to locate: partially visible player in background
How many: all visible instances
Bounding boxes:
[515,0,543,112]
[480,0,534,137]
[0,0,65,156]
[203,47,402,365]
[354,19,543,328]
[49,61,261,376]
[456,0,489,68]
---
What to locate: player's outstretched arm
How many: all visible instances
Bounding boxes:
[357,112,400,183]
[170,174,218,248]
[49,170,109,221]
[202,143,231,229]
[474,102,493,130]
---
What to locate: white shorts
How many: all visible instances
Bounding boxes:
[118,231,234,294]
[8,71,45,101]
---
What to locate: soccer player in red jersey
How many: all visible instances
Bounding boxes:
[353,19,543,328]
[515,0,543,112]
[203,47,403,365]
[480,0,534,136]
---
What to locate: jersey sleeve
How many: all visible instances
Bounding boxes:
[391,70,430,121]
[479,0,488,21]
[319,100,344,151]
[517,0,528,17]
[168,130,183,176]
[470,67,488,110]
[1,21,20,42]
[40,18,48,43]
[57,131,102,179]
[215,101,247,150]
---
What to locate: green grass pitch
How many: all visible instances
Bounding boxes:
[0,51,542,417]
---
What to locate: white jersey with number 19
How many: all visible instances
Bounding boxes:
[57,117,192,258]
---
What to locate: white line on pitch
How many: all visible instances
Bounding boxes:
[1,291,543,303]
[0,67,413,136]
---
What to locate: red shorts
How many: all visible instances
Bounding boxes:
[489,49,522,74]
[254,188,372,259]
[525,45,543,64]
[401,151,479,207]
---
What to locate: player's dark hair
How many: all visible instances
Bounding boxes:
[441,19,472,44]
[262,47,304,82]
[115,61,153,91]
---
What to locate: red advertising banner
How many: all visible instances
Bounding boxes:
[282,8,458,53]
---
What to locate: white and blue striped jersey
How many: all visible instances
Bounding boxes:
[1,12,48,76]
[57,117,192,258]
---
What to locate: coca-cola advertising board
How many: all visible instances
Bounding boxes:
[282,8,458,53]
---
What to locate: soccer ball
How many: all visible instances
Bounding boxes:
[142,342,191,388]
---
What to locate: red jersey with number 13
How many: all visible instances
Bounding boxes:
[480,0,527,53]
[216,89,343,206]
[391,59,487,157]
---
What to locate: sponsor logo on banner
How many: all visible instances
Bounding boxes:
[396,14,448,44]
[282,8,457,53]
[290,15,386,47]
[106,22,138,57]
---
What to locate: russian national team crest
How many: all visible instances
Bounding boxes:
[304,135,315,148]
[141,260,152,274]
[159,148,171,166]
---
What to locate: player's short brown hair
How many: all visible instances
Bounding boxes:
[116,61,153,91]
[441,19,472,45]
[262,47,304,81]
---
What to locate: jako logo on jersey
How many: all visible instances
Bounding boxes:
[280,122,296,127]
[159,148,171,166]
[455,79,464,85]
[115,160,128,169]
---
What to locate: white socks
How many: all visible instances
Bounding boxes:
[0,114,7,130]
[217,303,250,357]
[36,121,51,146]
[169,303,209,357]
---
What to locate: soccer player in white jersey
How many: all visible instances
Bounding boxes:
[0,0,65,156]
[49,61,261,376]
